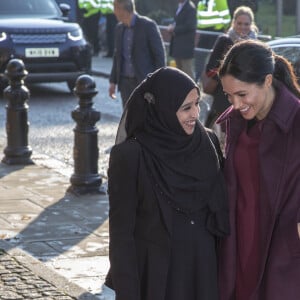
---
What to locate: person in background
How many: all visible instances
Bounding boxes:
[202,5,257,127]
[196,0,231,32]
[100,0,117,58]
[108,0,166,108]
[78,0,101,56]
[104,12,117,57]
[106,66,229,300]
[167,0,197,79]
[217,39,300,300]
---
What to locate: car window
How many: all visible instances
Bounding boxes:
[271,45,300,65]
[271,45,300,78]
[0,0,62,18]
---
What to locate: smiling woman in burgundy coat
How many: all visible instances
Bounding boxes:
[217,39,300,300]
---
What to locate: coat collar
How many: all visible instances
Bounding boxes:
[267,81,300,133]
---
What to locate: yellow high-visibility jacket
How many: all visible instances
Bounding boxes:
[100,0,113,14]
[197,0,231,31]
[78,0,101,17]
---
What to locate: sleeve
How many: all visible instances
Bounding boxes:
[146,20,166,68]
[206,128,224,169]
[205,129,230,237]
[109,25,120,84]
[108,141,141,300]
[205,35,233,78]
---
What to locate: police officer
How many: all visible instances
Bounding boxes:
[78,0,101,55]
[197,0,231,31]
[100,0,117,57]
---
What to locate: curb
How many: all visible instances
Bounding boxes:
[0,239,100,300]
[91,70,110,79]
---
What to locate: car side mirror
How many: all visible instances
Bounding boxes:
[59,3,71,18]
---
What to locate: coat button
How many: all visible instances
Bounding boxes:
[190,220,195,225]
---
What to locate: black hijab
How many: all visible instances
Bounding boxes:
[116,67,229,235]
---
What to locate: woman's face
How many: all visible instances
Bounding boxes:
[233,14,252,38]
[221,74,274,120]
[176,88,200,135]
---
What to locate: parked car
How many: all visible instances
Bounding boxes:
[0,0,92,92]
[267,37,300,81]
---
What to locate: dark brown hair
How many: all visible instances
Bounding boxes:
[219,39,300,97]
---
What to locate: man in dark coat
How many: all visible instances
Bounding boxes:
[168,0,197,79]
[108,0,166,108]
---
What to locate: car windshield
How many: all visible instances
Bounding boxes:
[0,0,62,19]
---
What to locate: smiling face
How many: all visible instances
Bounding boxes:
[233,14,252,38]
[221,74,275,120]
[176,88,200,135]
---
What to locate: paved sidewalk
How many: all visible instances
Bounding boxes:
[0,55,113,299]
[0,247,77,300]
[0,158,111,299]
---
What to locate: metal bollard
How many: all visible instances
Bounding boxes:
[67,74,103,195]
[2,59,33,165]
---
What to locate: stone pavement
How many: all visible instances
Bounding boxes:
[0,248,76,300]
[0,55,113,299]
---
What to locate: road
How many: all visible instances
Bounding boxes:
[0,76,213,180]
[0,78,123,188]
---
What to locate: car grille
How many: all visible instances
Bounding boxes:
[27,62,78,73]
[11,33,67,44]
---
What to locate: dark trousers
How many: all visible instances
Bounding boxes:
[82,12,101,55]
[119,76,139,108]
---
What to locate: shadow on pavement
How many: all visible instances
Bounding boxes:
[0,162,109,262]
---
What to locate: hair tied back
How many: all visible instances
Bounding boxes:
[144,92,155,104]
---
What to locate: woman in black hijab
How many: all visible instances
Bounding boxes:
[107,67,229,300]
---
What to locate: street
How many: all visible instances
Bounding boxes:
[0,78,123,186]
[0,78,123,296]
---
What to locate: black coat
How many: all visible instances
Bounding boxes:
[169,1,197,59]
[108,138,171,300]
[107,135,226,300]
[109,14,166,85]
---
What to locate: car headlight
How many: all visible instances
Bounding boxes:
[0,32,7,42]
[68,28,83,41]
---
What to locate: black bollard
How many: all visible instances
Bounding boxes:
[67,74,103,195]
[2,59,33,165]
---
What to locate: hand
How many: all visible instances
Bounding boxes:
[109,83,117,99]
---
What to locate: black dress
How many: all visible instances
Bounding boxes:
[165,209,219,300]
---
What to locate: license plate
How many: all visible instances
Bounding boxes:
[25,48,59,58]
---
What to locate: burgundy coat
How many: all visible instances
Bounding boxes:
[217,82,300,300]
